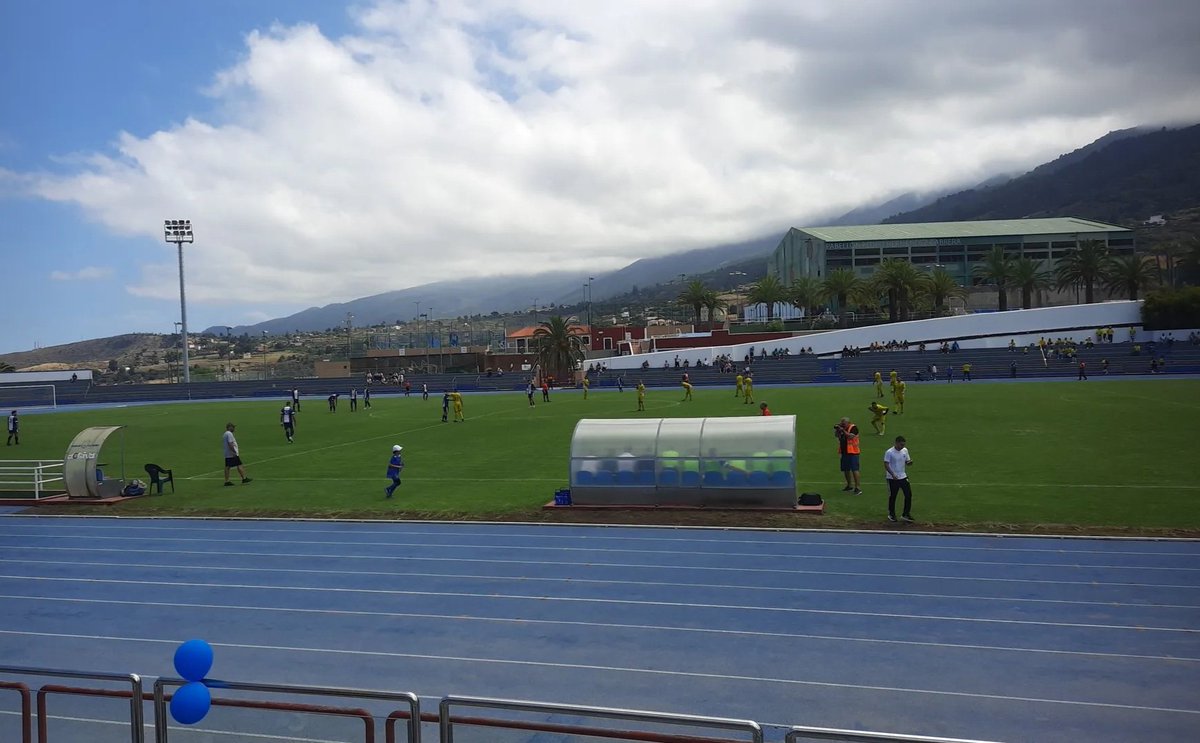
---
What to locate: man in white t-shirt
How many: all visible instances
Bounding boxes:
[222,423,252,486]
[883,435,913,523]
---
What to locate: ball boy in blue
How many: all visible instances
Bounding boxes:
[385,445,404,498]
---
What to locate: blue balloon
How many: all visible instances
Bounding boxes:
[174,639,214,682]
[170,681,211,725]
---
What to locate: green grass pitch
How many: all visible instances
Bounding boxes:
[3,379,1198,533]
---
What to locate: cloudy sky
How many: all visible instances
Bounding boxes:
[2,0,1199,354]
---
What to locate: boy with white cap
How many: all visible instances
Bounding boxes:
[385,445,405,498]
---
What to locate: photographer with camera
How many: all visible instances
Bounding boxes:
[834,416,862,494]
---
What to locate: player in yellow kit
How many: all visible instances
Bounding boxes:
[734,373,744,397]
[582,376,590,399]
[742,373,754,404]
[868,400,889,435]
[894,379,906,414]
[451,391,465,422]
[681,380,694,401]
[888,368,899,396]
[636,381,646,411]
[873,371,884,398]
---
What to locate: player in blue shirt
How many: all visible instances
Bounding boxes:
[441,392,451,422]
[385,445,404,498]
[6,410,18,446]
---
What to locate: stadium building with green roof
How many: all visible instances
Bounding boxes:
[769,217,1135,287]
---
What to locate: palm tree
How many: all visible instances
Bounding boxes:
[821,269,862,328]
[676,280,712,326]
[1055,239,1110,304]
[700,291,724,325]
[1148,241,1182,289]
[972,246,1014,311]
[922,266,966,316]
[1179,236,1200,285]
[789,276,823,317]
[746,275,789,323]
[873,259,923,322]
[1103,254,1157,301]
[533,315,585,381]
[1010,258,1054,310]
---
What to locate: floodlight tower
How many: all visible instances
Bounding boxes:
[587,276,595,329]
[164,220,194,383]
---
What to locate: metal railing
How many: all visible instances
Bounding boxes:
[0,664,144,743]
[0,664,1013,743]
[152,677,420,743]
[0,460,65,499]
[439,696,763,743]
[0,680,32,743]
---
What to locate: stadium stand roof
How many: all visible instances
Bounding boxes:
[793,217,1130,243]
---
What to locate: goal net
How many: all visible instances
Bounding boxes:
[0,384,57,411]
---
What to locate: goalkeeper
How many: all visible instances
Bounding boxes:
[868,401,889,436]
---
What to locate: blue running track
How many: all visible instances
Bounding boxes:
[0,516,1197,742]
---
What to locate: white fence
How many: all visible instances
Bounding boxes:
[608,300,1146,369]
[0,459,65,499]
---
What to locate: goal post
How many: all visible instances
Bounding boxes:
[0,384,57,411]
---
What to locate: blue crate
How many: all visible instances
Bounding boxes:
[553,488,572,506]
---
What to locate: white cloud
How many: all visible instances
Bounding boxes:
[21,0,1200,307]
[49,266,115,281]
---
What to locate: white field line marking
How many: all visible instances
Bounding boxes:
[1092,389,1200,411]
[176,475,1200,490]
[4,557,1194,610]
[2,593,1194,664]
[4,543,1198,590]
[3,521,1196,558]
[0,709,349,742]
[186,476,563,482]
[1,629,1197,716]
[4,531,1197,572]
[188,407,512,479]
[1,574,1195,633]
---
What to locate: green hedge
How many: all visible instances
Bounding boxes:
[1141,288,1200,330]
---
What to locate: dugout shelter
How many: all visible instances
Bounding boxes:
[63,426,127,499]
[569,416,797,508]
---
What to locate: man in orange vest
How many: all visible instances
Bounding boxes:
[835,416,862,494]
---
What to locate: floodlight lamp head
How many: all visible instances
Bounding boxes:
[163,219,194,243]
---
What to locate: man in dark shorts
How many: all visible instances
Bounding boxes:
[222,423,251,486]
[279,402,296,443]
[835,416,862,494]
